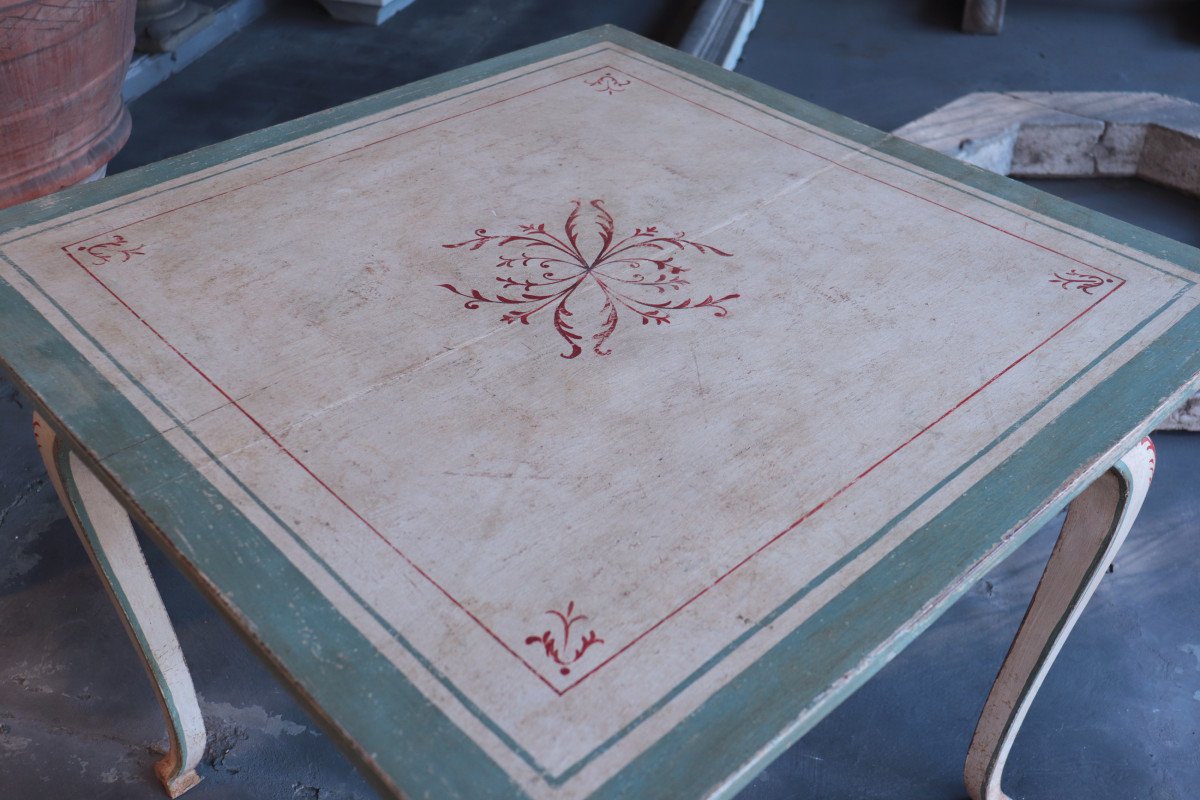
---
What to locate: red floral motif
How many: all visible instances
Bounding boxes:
[585,71,630,94]
[525,601,604,676]
[75,235,145,267]
[1050,269,1114,295]
[440,199,739,358]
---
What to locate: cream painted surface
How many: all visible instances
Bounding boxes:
[1,43,1195,795]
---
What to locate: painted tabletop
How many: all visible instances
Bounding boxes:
[1,26,1199,800]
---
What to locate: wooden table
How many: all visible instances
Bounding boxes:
[1,26,1197,800]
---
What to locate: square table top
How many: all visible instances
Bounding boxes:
[1,26,1199,800]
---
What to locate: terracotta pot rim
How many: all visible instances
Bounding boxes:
[0,0,135,210]
[0,105,131,210]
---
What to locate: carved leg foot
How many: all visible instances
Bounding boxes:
[33,414,206,798]
[964,437,1155,800]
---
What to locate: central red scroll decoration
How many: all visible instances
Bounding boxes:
[439,199,739,358]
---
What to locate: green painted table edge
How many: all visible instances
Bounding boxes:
[1,25,1198,800]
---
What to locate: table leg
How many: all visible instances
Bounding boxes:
[33,413,206,798]
[964,437,1155,800]
[962,0,1006,34]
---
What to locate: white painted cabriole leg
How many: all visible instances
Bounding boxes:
[964,437,1156,800]
[32,413,206,798]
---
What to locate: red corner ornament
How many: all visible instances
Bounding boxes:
[75,235,145,267]
[525,601,604,676]
[439,199,739,358]
[1050,269,1114,295]
[585,71,631,94]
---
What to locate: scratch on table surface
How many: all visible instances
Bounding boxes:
[443,467,551,481]
[188,158,857,456]
[99,126,887,472]
[115,296,569,466]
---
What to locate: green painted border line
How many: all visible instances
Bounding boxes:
[0,45,605,250]
[973,462,1132,800]
[55,440,197,773]
[594,27,1200,278]
[2,226,1188,789]
[548,285,1189,786]
[0,249,551,781]
[0,30,615,246]
[612,51,1195,285]
[592,304,1200,800]
[0,24,1198,799]
[3,24,1199,284]
[0,276,531,799]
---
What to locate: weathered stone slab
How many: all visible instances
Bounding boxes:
[896,92,1200,430]
[893,92,1200,197]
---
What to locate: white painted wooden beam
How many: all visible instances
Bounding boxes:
[680,0,764,70]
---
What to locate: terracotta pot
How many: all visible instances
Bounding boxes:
[0,0,135,210]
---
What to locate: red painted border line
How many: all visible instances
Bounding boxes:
[63,243,564,695]
[63,66,605,250]
[622,67,1124,282]
[62,62,1128,697]
[562,281,1121,690]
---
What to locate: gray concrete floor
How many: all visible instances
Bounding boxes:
[3,1,1199,798]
